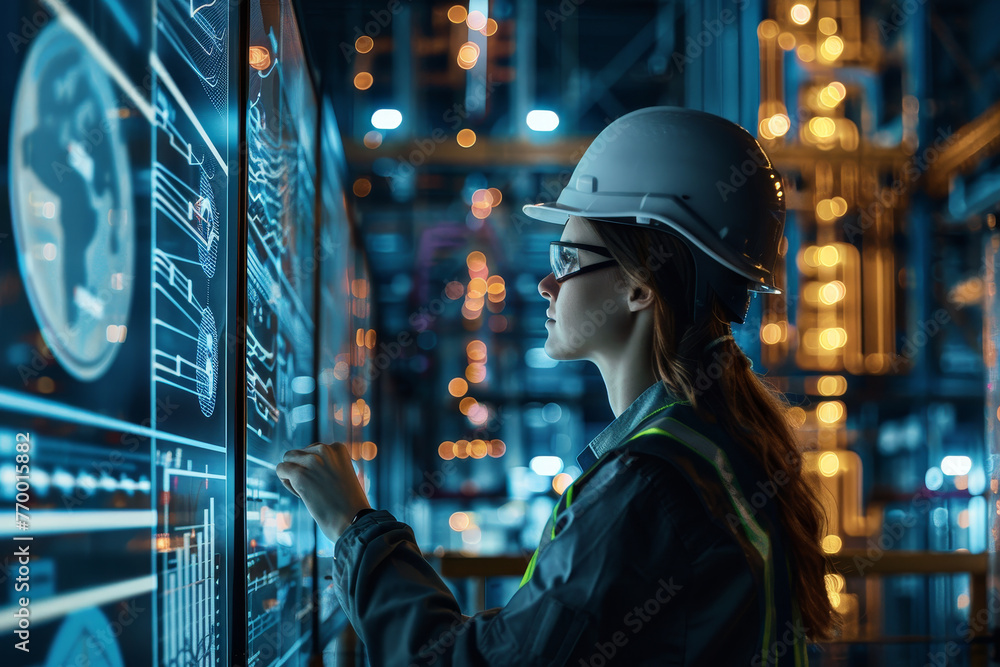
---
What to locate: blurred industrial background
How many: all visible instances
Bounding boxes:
[2,0,1000,664]
[297,0,1000,664]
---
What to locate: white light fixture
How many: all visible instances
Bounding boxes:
[371,108,402,130]
[529,455,564,476]
[941,455,972,476]
[526,110,559,132]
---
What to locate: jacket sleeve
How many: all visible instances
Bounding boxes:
[332,449,698,667]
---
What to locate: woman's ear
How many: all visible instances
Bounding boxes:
[627,284,656,312]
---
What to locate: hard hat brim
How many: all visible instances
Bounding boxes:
[521,202,577,224]
[521,201,783,296]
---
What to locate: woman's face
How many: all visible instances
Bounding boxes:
[537,216,632,361]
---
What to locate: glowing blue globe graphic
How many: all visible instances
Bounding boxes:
[9,18,135,382]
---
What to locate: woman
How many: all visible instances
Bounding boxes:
[277,106,841,665]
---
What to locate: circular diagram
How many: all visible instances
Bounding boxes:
[196,307,218,417]
[9,17,136,382]
[196,166,218,278]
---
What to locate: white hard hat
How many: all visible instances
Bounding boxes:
[522,106,785,324]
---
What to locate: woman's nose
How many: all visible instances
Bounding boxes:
[538,272,557,299]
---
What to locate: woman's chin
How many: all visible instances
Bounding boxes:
[543,339,574,361]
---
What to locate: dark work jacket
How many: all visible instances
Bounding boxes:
[333,382,809,666]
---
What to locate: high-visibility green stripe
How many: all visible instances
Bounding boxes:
[519,548,538,589]
[519,396,690,592]
[626,418,776,665]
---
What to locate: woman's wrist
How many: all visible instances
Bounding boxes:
[350,507,377,526]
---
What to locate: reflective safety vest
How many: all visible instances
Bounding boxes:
[519,397,809,667]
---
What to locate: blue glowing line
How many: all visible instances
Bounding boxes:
[101,0,140,45]
[0,388,226,453]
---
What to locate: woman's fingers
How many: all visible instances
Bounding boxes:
[275,461,303,497]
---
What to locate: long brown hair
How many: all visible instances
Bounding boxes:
[585,216,842,642]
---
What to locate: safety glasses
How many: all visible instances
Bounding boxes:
[549,241,617,283]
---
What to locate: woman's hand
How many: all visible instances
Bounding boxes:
[275,442,372,543]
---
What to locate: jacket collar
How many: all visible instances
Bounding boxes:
[575,380,686,472]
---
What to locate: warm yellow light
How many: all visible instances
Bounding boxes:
[790,4,811,24]
[818,244,841,266]
[458,41,480,69]
[803,246,820,268]
[482,18,498,36]
[467,339,487,361]
[822,534,842,553]
[796,44,815,62]
[472,188,493,207]
[817,375,846,396]
[466,362,486,383]
[819,328,848,350]
[761,323,782,345]
[249,46,271,70]
[454,440,469,458]
[818,451,840,476]
[787,407,807,429]
[449,512,471,531]
[448,378,468,397]
[831,196,848,216]
[758,19,780,39]
[354,72,373,90]
[447,5,467,23]
[459,397,478,414]
[818,87,840,109]
[819,280,846,305]
[825,573,845,593]
[816,199,835,221]
[817,400,845,423]
[768,114,790,137]
[470,439,488,458]
[457,128,477,147]
[361,441,377,460]
[818,17,838,35]
[487,187,502,206]
[828,82,846,101]
[758,118,775,140]
[355,36,374,53]
[820,35,844,60]
[468,277,488,299]
[439,441,456,460]
[777,32,796,50]
[467,251,487,271]
[351,400,371,427]
[809,117,836,138]
[458,42,480,62]
[553,473,573,494]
